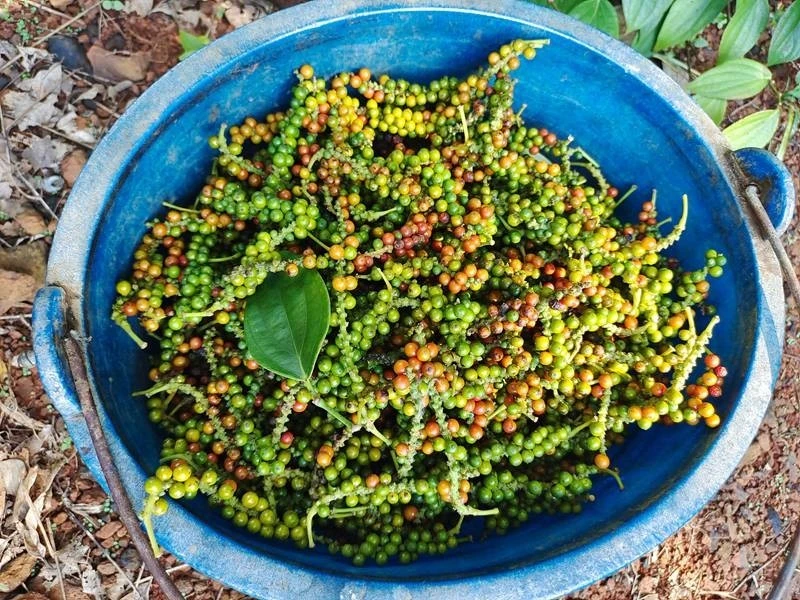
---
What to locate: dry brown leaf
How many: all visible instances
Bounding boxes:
[37,540,87,582]
[225,4,263,27]
[124,0,152,16]
[48,583,92,600]
[0,459,25,532]
[0,459,27,497]
[56,112,97,147]
[0,270,38,316]
[0,355,6,380]
[19,425,55,456]
[49,0,73,8]
[86,46,150,82]
[21,136,72,173]
[0,241,48,284]
[13,593,49,600]
[17,65,63,101]
[13,210,46,236]
[1,92,58,131]
[59,149,87,187]
[79,565,102,599]
[0,221,22,237]
[0,553,37,593]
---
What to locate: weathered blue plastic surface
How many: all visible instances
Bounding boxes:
[33,1,791,599]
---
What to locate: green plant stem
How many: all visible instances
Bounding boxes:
[114,318,148,349]
[599,468,624,490]
[613,184,638,208]
[776,106,798,162]
[162,201,199,213]
[652,53,702,79]
[208,253,241,263]
[306,231,331,251]
[312,398,352,429]
[140,495,162,557]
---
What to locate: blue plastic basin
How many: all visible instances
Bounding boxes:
[33,1,795,598]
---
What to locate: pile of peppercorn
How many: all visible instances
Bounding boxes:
[112,39,728,565]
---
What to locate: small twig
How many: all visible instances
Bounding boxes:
[13,171,59,220]
[733,538,791,593]
[652,53,702,79]
[61,502,143,596]
[38,124,96,151]
[0,104,12,164]
[135,563,192,585]
[0,313,32,322]
[39,518,67,600]
[768,528,800,599]
[21,0,71,18]
[696,591,739,599]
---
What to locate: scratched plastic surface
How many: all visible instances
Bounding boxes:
[33,1,791,598]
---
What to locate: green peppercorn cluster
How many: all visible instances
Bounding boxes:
[113,39,729,565]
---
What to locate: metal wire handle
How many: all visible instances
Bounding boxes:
[740,185,800,600]
[64,334,185,600]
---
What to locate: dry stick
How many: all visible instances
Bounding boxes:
[13,170,59,220]
[40,517,68,600]
[768,534,800,600]
[61,503,146,600]
[38,124,96,151]
[740,185,800,600]
[63,334,184,600]
[732,539,792,594]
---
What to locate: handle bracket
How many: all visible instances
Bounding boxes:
[734,147,796,236]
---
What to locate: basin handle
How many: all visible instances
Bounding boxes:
[734,147,795,236]
[32,285,185,600]
[32,286,83,413]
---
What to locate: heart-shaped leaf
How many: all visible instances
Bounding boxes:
[723,109,781,150]
[718,0,769,63]
[693,94,727,125]
[568,0,620,38]
[622,0,673,34]
[686,59,772,100]
[244,268,330,381]
[768,1,800,66]
[654,0,727,52]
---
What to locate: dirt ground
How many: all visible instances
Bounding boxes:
[0,1,798,599]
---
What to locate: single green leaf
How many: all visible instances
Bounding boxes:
[768,1,800,66]
[718,0,769,63]
[178,30,210,61]
[554,0,585,12]
[622,0,673,33]
[568,0,620,38]
[244,268,330,381]
[722,109,781,150]
[693,94,727,125]
[654,0,727,51]
[631,24,659,56]
[686,58,772,100]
